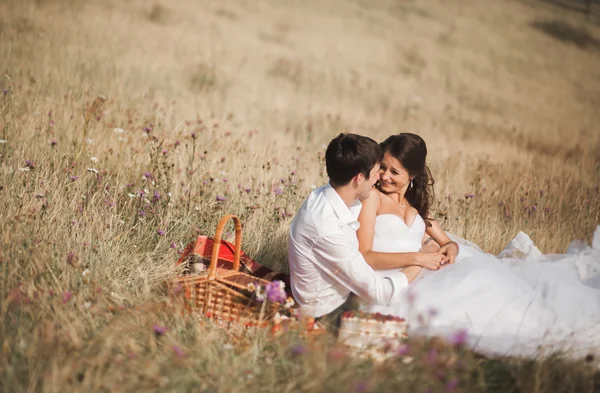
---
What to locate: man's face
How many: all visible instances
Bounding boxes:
[357,163,380,200]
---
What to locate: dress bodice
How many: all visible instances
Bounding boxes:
[372,214,425,253]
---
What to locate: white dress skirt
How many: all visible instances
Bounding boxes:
[361,214,600,358]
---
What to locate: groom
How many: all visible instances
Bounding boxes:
[288,133,423,319]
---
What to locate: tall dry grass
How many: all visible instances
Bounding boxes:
[1,0,600,391]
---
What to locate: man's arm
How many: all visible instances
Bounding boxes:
[312,234,412,306]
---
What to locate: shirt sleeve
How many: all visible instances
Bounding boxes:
[312,233,409,306]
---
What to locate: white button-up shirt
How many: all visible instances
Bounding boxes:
[288,183,409,317]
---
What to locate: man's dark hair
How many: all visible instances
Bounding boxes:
[325,133,382,187]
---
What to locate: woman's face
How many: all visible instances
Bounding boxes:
[379,151,411,193]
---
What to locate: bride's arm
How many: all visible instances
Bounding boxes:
[425,214,459,264]
[357,188,442,271]
[421,232,441,253]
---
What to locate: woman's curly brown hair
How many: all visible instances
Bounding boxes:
[379,133,435,227]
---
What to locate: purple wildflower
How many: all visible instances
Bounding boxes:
[354,381,369,393]
[465,193,475,199]
[66,252,78,266]
[174,140,181,146]
[265,280,287,304]
[62,291,73,304]
[162,148,168,155]
[445,378,459,393]
[450,329,468,346]
[2,89,7,95]
[290,344,306,357]
[190,132,197,139]
[142,172,152,179]
[170,242,177,249]
[70,175,78,182]
[143,126,153,133]
[25,160,35,169]
[153,190,161,202]
[216,195,226,202]
[244,187,251,193]
[157,228,165,237]
[396,344,410,356]
[172,283,183,296]
[50,139,57,147]
[153,324,167,337]
[138,211,146,217]
[273,187,284,196]
[425,348,439,366]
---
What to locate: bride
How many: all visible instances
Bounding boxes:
[357,133,600,358]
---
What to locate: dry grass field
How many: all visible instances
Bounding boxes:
[1,0,600,392]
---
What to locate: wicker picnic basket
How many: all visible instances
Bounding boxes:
[173,214,276,327]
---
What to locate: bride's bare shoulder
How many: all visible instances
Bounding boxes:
[362,187,382,209]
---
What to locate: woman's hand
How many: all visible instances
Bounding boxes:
[415,252,444,270]
[439,241,459,265]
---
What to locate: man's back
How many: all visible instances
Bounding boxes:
[288,183,408,318]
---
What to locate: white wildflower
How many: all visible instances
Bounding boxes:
[18,167,30,172]
[167,192,172,198]
[0,139,7,144]
[90,156,98,163]
[113,127,124,134]
[83,301,93,310]
[128,193,136,198]
[85,138,94,145]
[87,168,98,174]
[284,297,295,309]
[82,268,90,278]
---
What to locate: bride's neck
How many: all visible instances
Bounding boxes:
[379,187,408,205]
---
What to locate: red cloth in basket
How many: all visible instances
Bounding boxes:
[177,235,290,292]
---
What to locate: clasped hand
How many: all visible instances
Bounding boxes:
[417,241,459,270]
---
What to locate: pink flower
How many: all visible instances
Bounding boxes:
[172,345,185,357]
[216,195,226,202]
[157,228,165,236]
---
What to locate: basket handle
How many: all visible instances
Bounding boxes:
[208,214,242,280]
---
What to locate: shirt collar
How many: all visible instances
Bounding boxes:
[323,183,362,228]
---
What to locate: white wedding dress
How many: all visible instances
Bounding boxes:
[363,214,600,358]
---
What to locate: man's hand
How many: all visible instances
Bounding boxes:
[415,252,444,270]
[439,241,459,265]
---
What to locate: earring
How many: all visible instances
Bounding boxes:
[409,179,413,190]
